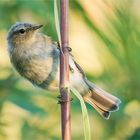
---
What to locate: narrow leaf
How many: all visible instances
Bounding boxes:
[54,0,61,46]
[71,88,91,140]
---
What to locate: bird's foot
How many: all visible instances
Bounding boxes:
[66,47,72,52]
[57,41,72,52]
[57,95,73,104]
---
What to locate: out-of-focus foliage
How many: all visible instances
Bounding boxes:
[0,0,140,140]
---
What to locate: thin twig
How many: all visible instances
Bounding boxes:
[59,0,71,140]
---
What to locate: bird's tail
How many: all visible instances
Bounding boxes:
[83,81,121,119]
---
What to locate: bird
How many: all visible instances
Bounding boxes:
[7,22,121,119]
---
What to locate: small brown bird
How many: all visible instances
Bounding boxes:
[7,22,121,119]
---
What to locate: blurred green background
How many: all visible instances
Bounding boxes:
[0,0,140,140]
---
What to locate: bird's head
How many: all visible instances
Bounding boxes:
[7,22,43,44]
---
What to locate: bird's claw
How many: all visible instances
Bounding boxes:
[67,47,72,52]
[57,41,72,52]
[57,95,73,104]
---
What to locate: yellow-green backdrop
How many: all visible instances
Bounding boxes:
[0,0,140,140]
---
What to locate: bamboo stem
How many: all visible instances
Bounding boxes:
[59,0,71,140]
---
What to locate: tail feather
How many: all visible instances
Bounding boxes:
[83,82,121,119]
[84,96,110,119]
[92,84,121,105]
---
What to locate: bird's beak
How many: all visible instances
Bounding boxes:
[31,24,43,30]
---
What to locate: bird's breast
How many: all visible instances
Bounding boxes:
[11,46,59,88]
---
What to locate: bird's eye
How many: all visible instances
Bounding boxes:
[19,29,25,34]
